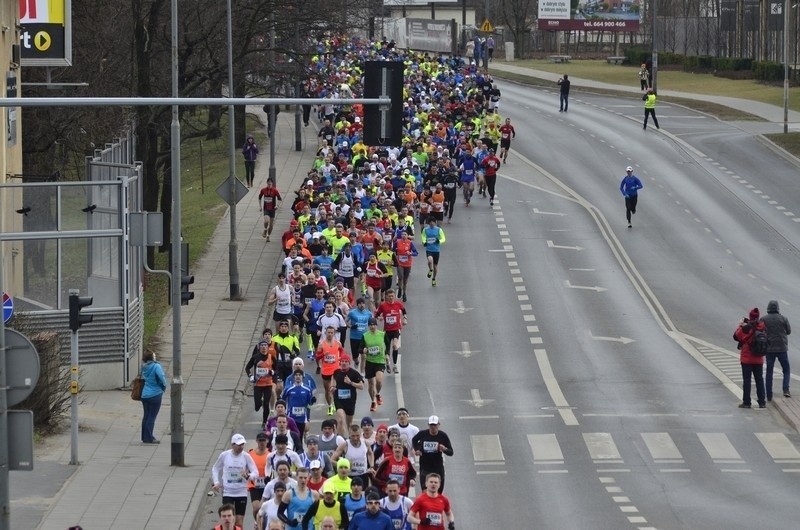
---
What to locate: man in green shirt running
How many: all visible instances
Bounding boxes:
[362,318,386,412]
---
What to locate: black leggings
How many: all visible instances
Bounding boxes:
[444,192,457,219]
[485,175,497,200]
[644,108,659,129]
[253,386,273,424]
[625,195,639,223]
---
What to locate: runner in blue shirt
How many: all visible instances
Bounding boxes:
[619,166,644,228]
[282,370,314,437]
[421,217,446,287]
[347,298,373,372]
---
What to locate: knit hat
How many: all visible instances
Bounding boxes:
[749,308,760,321]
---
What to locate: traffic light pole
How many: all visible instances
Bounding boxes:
[69,322,79,465]
[0,237,10,529]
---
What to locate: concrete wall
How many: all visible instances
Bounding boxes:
[1,1,24,296]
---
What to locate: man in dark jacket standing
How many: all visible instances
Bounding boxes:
[733,308,767,408]
[761,300,792,400]
[557,74,570,112]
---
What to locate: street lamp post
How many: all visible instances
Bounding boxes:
[784,0,790,133]
[226,0,241,298]
[651,0,658,93]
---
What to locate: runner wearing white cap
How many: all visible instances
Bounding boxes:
[412,416,454,493]
[211,433,260,529]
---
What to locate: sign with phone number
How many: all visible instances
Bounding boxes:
[538,19,640,31]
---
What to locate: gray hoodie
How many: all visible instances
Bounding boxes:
[760,300,791,353]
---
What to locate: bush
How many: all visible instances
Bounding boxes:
[625,47,650,66]
[658,52,685,66]
[714,57,753,71]
[753,60,784,82]
[10,314,74,432]
[683,55,715,71]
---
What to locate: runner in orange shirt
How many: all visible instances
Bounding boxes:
[315,326,346,416]
[392,231,419,303]
[247,432,270,520]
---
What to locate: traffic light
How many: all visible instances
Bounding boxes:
[69,293,93,332]
[181,275,195,305]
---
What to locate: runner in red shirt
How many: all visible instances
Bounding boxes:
[408,474,454,530]
[480,148,501,206]
[498,118,516,164]
[258,178,282,241]
[374,289,407,373]
[372,441,417,496]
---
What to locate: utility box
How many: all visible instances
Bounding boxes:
[505,42,515,61]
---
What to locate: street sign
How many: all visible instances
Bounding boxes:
[4,329,41,407]
[215,177,249,206]
[480,19,494,33]
[8,410,34,471]
[2,291,13,324]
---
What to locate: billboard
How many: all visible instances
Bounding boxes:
[19,0,72,66]
[538,0,641,31]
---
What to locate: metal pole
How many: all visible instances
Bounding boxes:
[651,0,658,92]
[169,0,185,467]
[69,299,79,465]
[295,23,303,152]
[784,0,790,133]
[0,222,10,528]
[269,15,277,181]
[226,0,241,299]
[462,0,467,54]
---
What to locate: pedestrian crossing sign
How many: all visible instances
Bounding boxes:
[480,19,494,33]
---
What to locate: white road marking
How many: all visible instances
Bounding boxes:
[534,348,579,425]
[547,240,584,251]
[641,432,684,462]
[528,434,564,463]
[564,280,607,292]
[756,432,800,461]
[471,434,505,462]
[584,433,622,461]
[698,433,742,462]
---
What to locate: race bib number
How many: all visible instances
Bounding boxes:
[367,268,378,277]
[428,513,442,526]
[292,406,305,416]
[254,476,266,488]
[398,255,409,263]
[464,169,473,175]
[502,133,509,139]
[337,388,351,399]
[426,237,436,244]
[423,441,438,453]
[445,182,455,189]
[383,233,392,241]
[226,468,244,484]
[386,315,397,325]
[264,197,274,204]
[433,203,443,211]
[389,473,405,484]
[324,354,336,363]
[368,346,380,354]
[393,519,403,529]
[255,367,269,377]
[341,263,354,274]
[351,460,367,474]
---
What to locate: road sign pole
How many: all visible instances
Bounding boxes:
[0,230,10,530]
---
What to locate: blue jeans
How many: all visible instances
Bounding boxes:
[141,393,162,442]
[560,94,568,111]
[741,363,765,406]
[765,352,790,398]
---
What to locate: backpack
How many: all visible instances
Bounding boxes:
[750,328,769,356]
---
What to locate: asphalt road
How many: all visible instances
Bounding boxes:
[201,81,800,529]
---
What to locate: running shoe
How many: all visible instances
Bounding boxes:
[432,279,437,286]
[307,350,314,360]
[370,402,377,412]
[262,230,268,238]
[376,394,383,405]
[393,367,399,374]
[427,269,433,278]
[328,404,335,415]
[402,294,407,302]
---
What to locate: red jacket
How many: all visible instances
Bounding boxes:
[734,321,766,365]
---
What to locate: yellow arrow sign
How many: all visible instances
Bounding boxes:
[480,19,494,33]
[34,31,51,51]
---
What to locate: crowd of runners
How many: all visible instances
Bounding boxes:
[213,33,512,530]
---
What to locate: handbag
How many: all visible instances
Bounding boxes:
[130,374,144,401]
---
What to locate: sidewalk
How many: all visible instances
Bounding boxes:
[10,108,317,529]
[489,62,800,126]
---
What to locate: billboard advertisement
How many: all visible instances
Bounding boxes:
[19,0,72,66]
[538,0,641,31]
